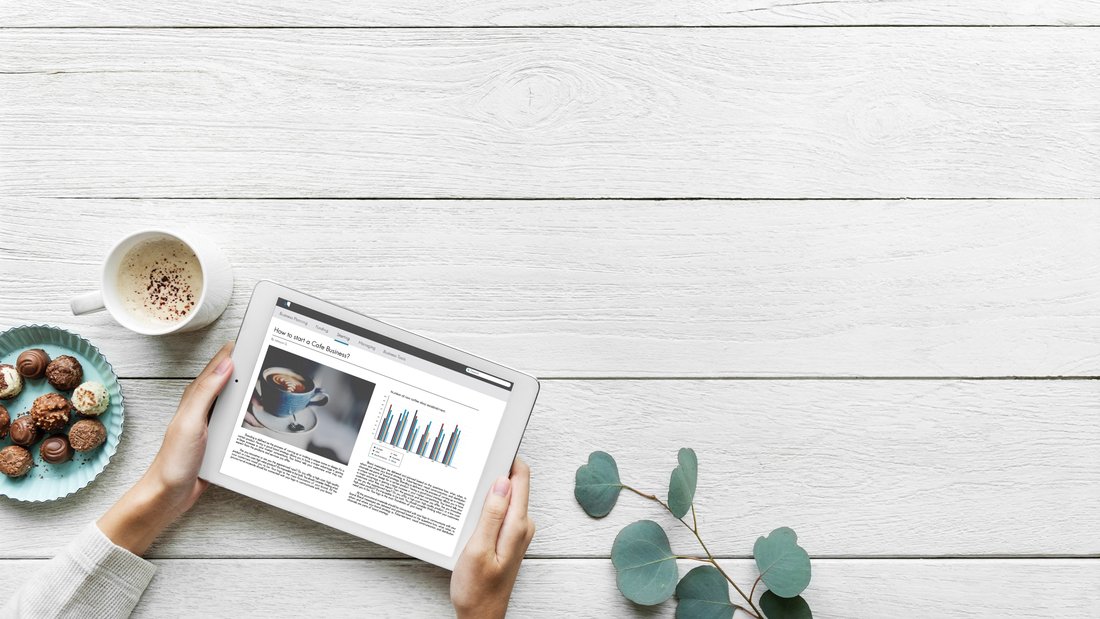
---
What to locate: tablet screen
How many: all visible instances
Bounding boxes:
[218,298,513,557]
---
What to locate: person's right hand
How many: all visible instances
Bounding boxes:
[450,458,535,619]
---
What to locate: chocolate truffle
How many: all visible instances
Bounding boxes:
[46,355,83,391]
[0,445,33,478]
[0,364,23,400]
[16,349,50,380]
[0,405,8,439]
[9,416,38,447]
[69,419,107,452]
[40,435,74,464]
[30,393,71,433]
[72,381,110,416]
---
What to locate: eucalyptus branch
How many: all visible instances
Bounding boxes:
[622,485,762,619]
[575,450,813,618]
[683,506,762,619]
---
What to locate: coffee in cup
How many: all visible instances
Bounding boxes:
[70,229,233,335]
[117,237,204,328]
[268,370,309,394]
[259,367,329,417]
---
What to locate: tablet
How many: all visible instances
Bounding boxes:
[199,281,539,569]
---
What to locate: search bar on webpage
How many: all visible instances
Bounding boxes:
[465,367,512,388]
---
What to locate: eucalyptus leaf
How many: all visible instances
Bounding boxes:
[611,520,679,605]
[760,591,812,619]
[675,566,734,619]
[667,447,698,518]
[575,451,623,518]
[753,527,811,598]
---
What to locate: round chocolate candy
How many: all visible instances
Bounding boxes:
[0,445,33,478]
[40,435,74,464]
[16,349,50,380]
[9,416,38,447]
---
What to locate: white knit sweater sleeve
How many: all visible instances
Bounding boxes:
[2,521,157,618]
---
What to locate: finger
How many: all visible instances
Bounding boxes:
[177,342,235,424]
[507,457,530,521]
[469,476,511,555]
[500,458,532,553]
[191,479,210,502]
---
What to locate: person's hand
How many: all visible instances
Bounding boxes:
[98,342,235,555]
[450,457,535,619]
[143,340,235,514]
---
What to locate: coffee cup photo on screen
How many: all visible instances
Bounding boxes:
[243,346,375,465]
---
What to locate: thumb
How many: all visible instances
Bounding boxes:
[469,477,511,554]
[177,342,235,424]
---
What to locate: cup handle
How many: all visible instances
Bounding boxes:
[71,291,105,316]
[310,389,329,407]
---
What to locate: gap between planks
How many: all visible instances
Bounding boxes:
[3,25,1100,30]
[1,555,1097,561]
[118,376,1100,381]
[29,196,1100,201]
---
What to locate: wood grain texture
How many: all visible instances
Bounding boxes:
[0,378,1094,559]
[130,559,1100,617]
[4,200,1099,378]
[3,1,1100,27]
[3,11,1096,618]
[2,558,1097,617]
[2,29,1099,198]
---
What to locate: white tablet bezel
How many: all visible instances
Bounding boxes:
[198,280,539,570]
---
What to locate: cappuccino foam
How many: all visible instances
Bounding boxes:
[117,238,203,326]
[270,372,308,393]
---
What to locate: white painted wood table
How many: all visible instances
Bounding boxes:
[2,2,1099,617]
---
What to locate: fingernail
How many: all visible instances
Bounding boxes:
[214,357,232,375]
[492,477,511,496]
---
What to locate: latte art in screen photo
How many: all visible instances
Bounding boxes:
[270,373,308,394]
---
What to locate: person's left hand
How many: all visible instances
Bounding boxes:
[98,342,235,555]
[143,340,235,516]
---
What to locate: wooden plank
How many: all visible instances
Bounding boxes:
[3,200,1099,378]
[0,378,1094,559]
[2,29,1098,198]
[3,1,1100,27]
[131,559,1100,617]
[2,558,1097,617]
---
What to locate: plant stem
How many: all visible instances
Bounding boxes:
[622,484,671,510]
[692,528,762,619]
[750,575,762,602]
[623,486,764,619]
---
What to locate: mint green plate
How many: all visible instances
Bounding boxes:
[0,325,124,502]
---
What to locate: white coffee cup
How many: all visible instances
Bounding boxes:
[70,229,233,335]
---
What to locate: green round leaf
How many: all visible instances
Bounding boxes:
[611,520,678,605]
[675,566,734,619]
[575,451,623,518]
[760,591,812,619]
[667,447,698,518]
[753,527,811,598]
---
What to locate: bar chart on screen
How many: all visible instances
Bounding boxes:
[373,393,461,468]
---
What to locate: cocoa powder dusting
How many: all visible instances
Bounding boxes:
[141,255,196,320]
[118,239,203,326]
